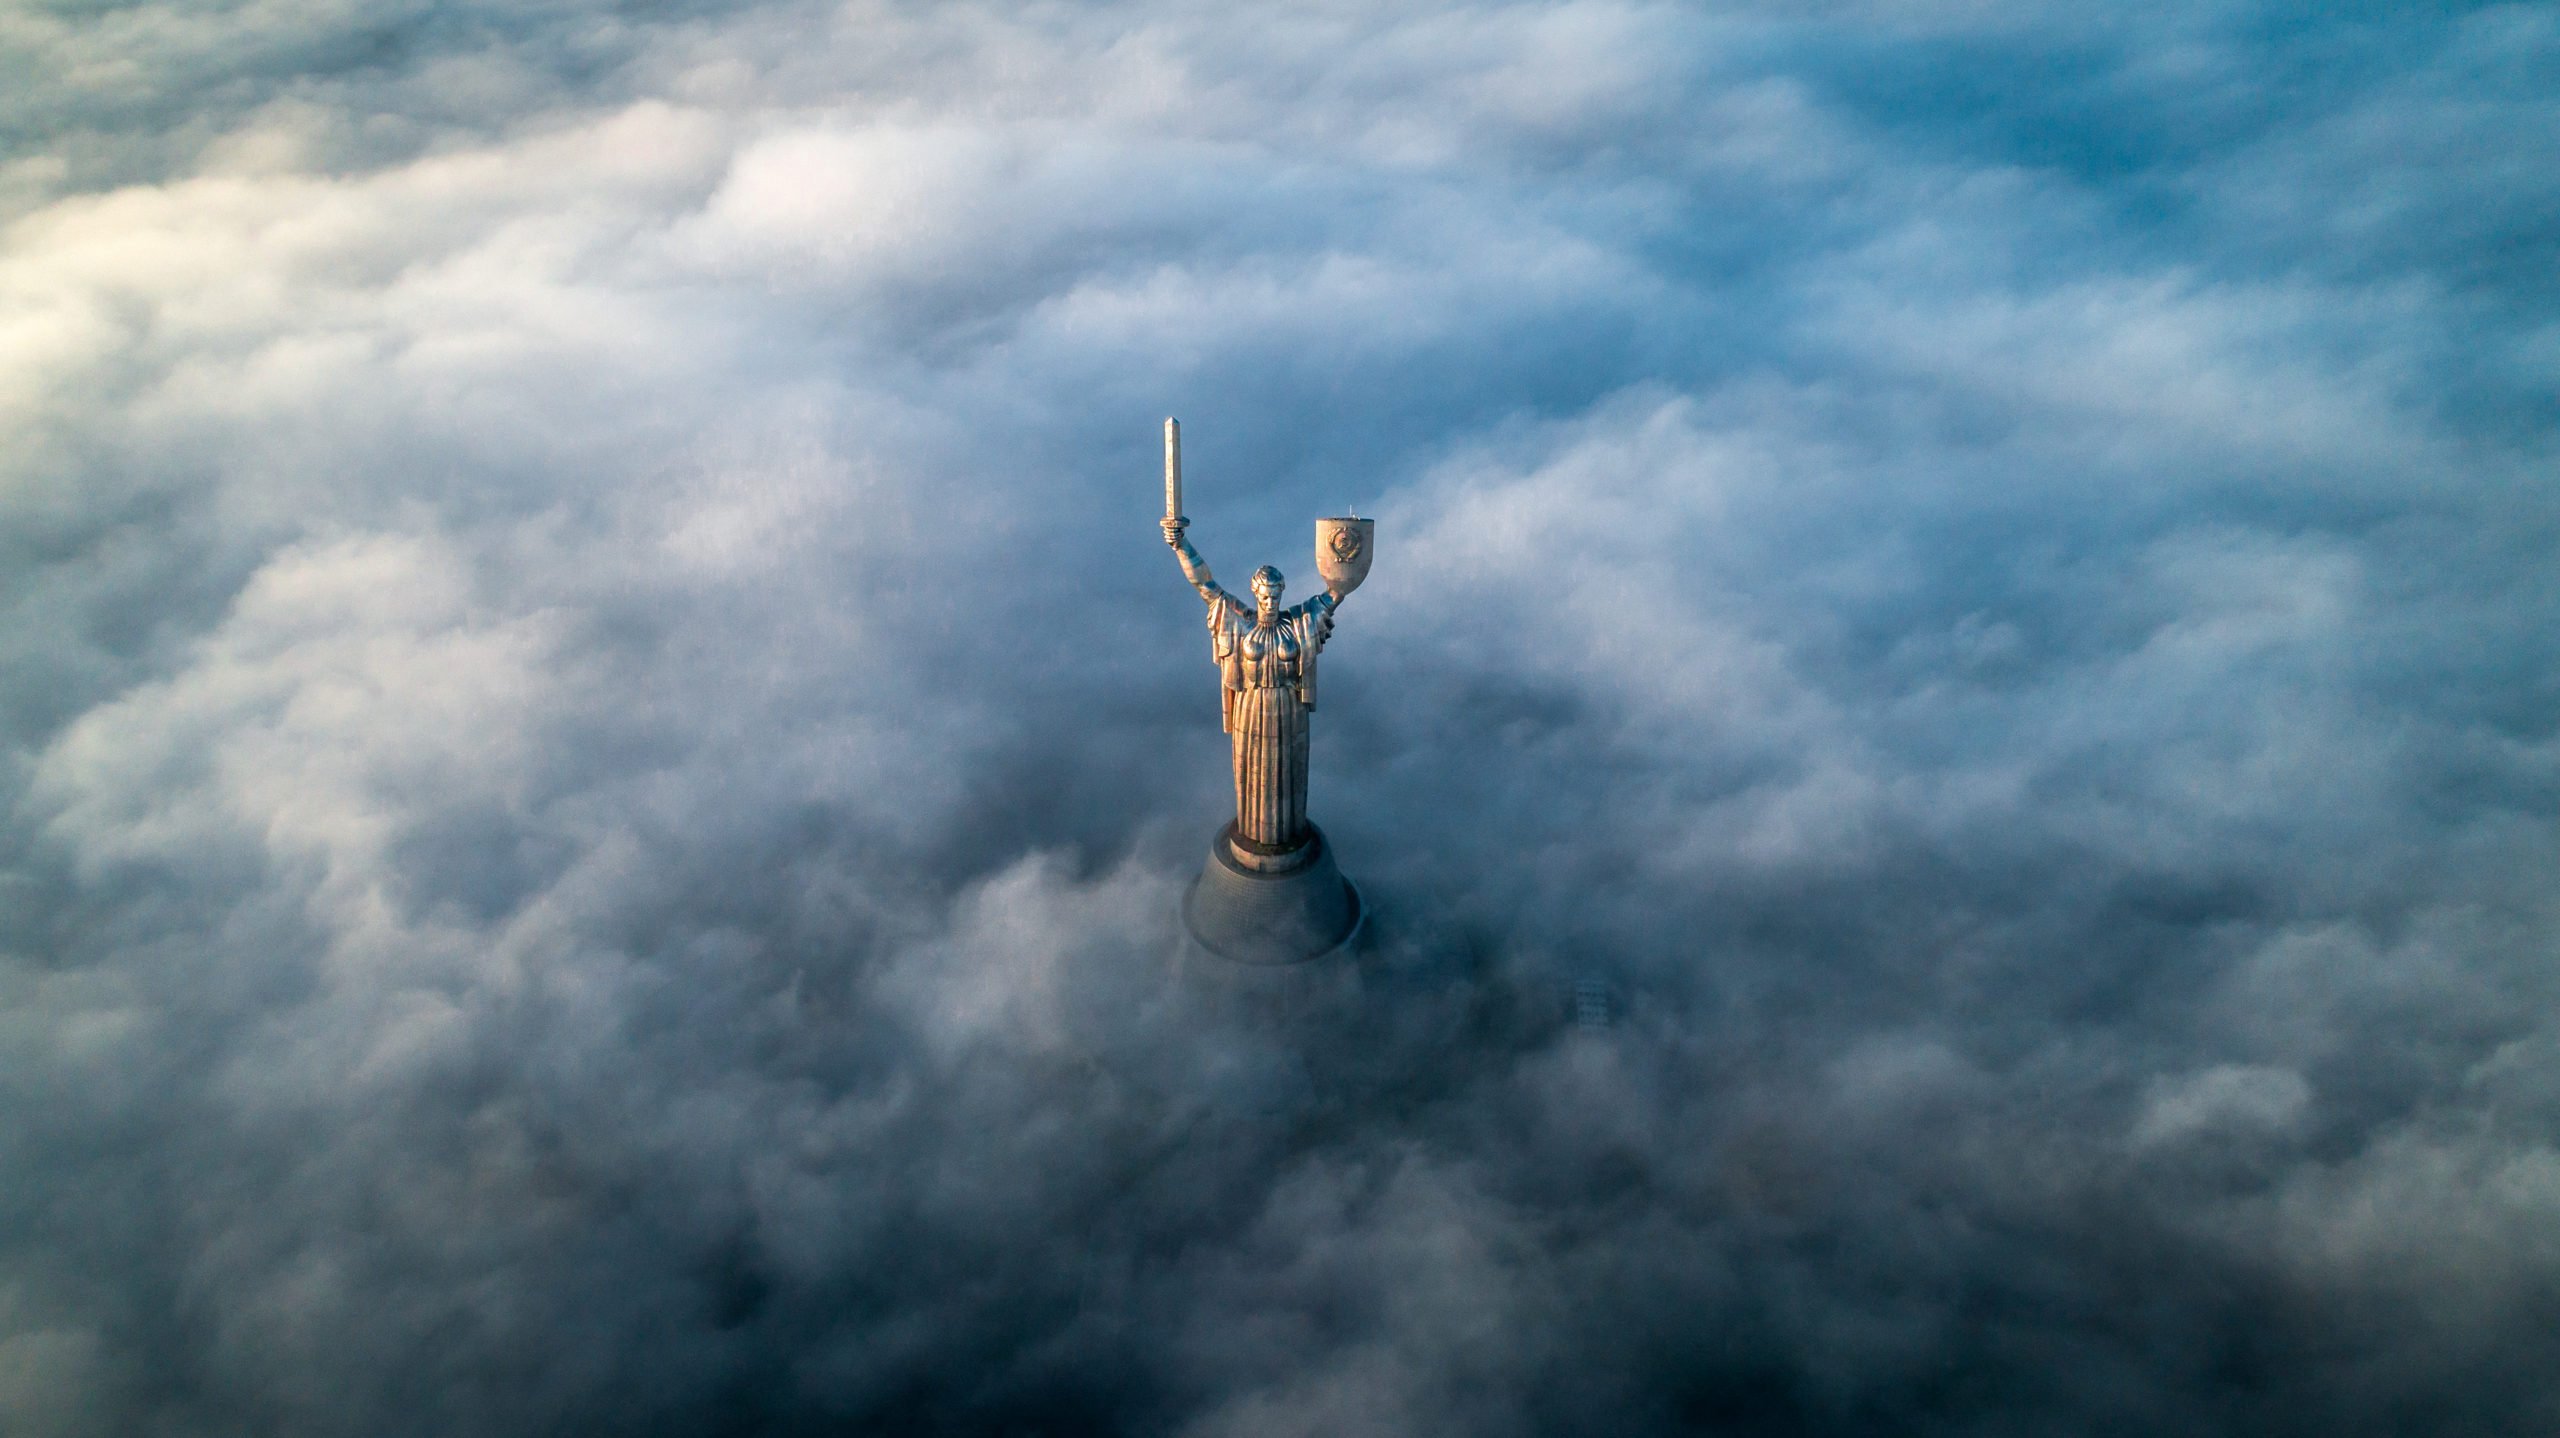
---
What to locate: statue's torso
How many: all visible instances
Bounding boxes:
[1214,603,1319,692]
[1236,619,1302,686]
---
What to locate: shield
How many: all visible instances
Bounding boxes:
[1314,517,1374,597]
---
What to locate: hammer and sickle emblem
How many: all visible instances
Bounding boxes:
[1328,527,1363,562]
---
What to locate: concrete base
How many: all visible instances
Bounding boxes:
[1182,822,1363,966]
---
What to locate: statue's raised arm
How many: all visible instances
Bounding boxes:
[1163,515,1245,614]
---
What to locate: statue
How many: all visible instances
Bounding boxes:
[1160,419,1371,965]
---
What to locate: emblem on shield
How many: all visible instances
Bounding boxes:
[1314,516,1374,596]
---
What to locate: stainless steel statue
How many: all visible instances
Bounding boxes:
[1161,419,1371,965]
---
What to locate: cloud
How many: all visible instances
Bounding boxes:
[2130,1063,2311,1148]
[2,1,2557,1434]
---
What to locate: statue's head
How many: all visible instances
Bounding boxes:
[1251,565,1284,617]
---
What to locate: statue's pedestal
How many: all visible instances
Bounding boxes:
[1182,822,1363,966]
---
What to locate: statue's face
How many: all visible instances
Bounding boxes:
[1252,566,1283,618]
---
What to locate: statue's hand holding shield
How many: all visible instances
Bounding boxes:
[1315,517,1374,598]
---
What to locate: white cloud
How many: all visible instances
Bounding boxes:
[1,2,2555,1433]
[2131,1063,2312,1148]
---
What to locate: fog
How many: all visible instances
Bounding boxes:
[3,3,2556,1434]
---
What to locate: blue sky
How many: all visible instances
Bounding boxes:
[2,3,2555,1434]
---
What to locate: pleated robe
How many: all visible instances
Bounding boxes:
[1213,594,1335,850]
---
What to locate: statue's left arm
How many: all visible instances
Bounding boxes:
[1290,591,1339,710]
[1294,590,1340,650]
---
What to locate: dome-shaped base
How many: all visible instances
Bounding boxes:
[1182,822,1363,966]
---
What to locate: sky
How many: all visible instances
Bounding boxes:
[2,1,2557,1434]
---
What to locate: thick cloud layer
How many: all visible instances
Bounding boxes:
[4,3,2557,1434]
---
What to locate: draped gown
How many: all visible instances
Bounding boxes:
[1170,533,1339,853]
[1210,591,1337,850]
